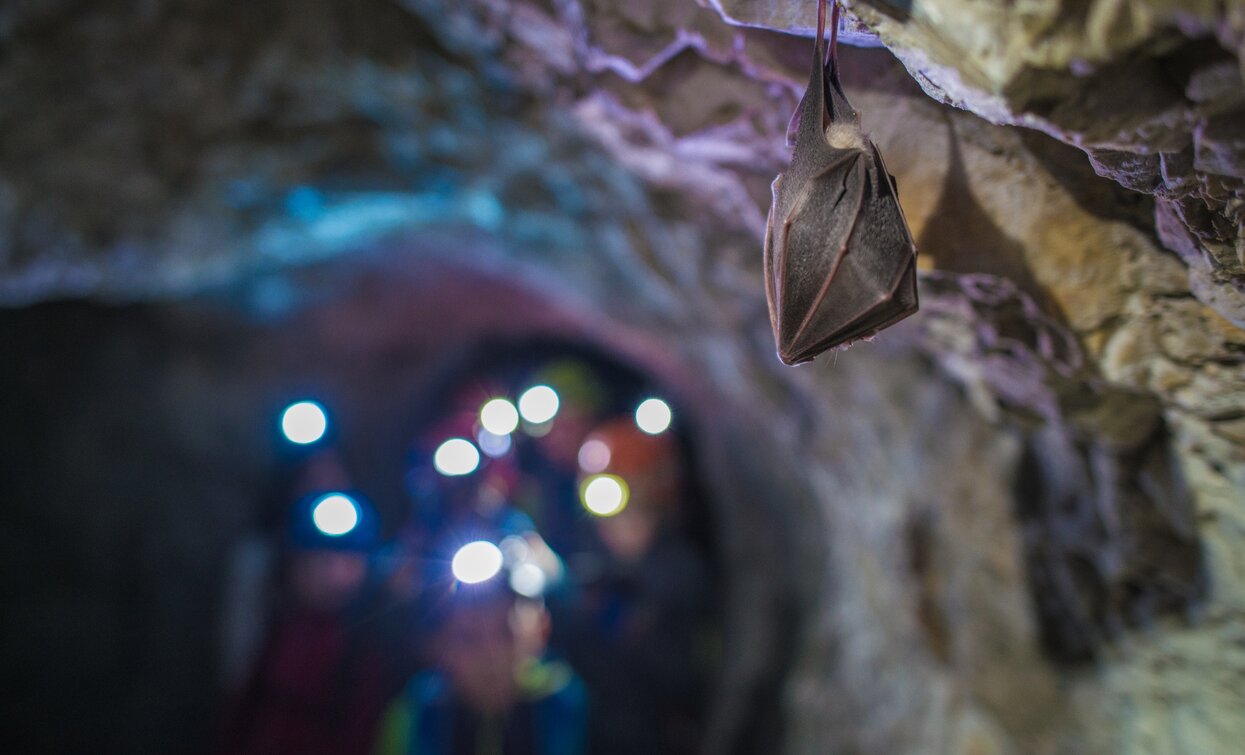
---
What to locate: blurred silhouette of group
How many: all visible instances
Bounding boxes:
[216,345,717,755]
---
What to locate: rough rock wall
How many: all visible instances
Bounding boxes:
[522,4,1242,747]
[1,1,1243,754]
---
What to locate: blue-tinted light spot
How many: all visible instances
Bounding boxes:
[312,494,360,536]
[281,401,328,445]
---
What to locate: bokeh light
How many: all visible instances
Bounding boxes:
[578,438,611,473]
[479,398,520,436]
[581,474,629,517]
[311,493,360,536]
[281,400,328,444]
[510,561,547,598]
[434,438,481,476]
[476,427,512,458]
[452,540,504,584]
[518,385,560,424]
[635,397,672,435]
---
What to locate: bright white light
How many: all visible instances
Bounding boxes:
[581,474,629,517]
[518,385,560,424]
[510,562,547,598]
[578,438,611,473]
[311,494,360,536]
[476,428,512,458]
[434,438,481,476]
[479,398,520,436]
[281,401,328,444]
[452,541,504,584]
[635,398,673,435]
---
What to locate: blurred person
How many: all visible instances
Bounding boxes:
[406,398,525,534]
[219,446,358,691]
[525,360,607,473]
[510,359,610,555]
[375,531,585,755]
[405,399,564,599]
[218,481,392,755]
[559,415,711,755]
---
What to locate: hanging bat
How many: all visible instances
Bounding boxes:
[763,0,918,365]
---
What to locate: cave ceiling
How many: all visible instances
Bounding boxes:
[2,0,1239,465]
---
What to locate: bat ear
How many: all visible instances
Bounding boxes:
[789,40,828,150]
[785,94,806,147]
[822,59,858,125]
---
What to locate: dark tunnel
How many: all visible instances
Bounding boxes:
[1,256,812,755]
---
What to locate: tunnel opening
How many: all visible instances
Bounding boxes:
[381,335,725,755]
[2,252,815,755]
[225,253,815,755]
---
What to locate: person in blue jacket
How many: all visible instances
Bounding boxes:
[375,533,586,755]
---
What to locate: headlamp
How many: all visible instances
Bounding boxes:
[580,474,629,517]
[634,397,672,435]
[434,438,481,476]
[311,493,360,536]
[518,385,560,424]
[479,398,520,436]
[281,400,328,445]
[451,540,504,584]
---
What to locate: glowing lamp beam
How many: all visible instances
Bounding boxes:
[434,438,481,476]
[452,541,504,584]
[480,398,520,436]
[635,398,672,435]
[581,474,629,517]
[312,494,360,536]
[281,401,328,444]
[518,385,560,424]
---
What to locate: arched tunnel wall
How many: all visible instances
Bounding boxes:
[2,252,827,754]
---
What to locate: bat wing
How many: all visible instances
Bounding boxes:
[764,174,782,337]
[767,148,866,363]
